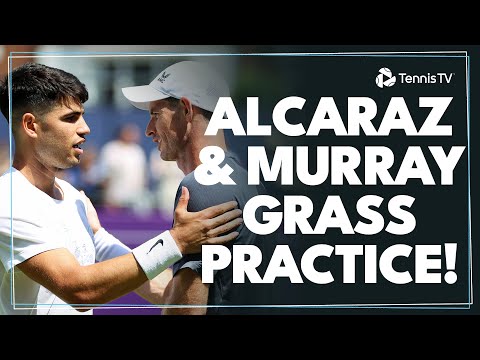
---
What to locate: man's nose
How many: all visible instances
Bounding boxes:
[78,116,91,135]
[145,117,155,137]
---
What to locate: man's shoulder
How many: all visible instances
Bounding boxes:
[0,168,25,190]
[0,170,34,215]
[179,170,234,194]
[225,151,246,170]
[55,177,77,190]
[55,177,83,198]
[179,171,196,186]
[0,170,9,187]
[176,173,235,211]
[0,171,12,214]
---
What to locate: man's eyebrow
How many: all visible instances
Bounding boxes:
[60,110,84,119]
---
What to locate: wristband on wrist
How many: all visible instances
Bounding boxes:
[131,230,183,280]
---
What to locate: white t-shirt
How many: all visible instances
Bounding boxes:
[0,168,131,315]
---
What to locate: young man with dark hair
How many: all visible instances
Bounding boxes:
[0,62,242,315]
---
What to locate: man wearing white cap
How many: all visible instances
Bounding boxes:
[122,60,266,314]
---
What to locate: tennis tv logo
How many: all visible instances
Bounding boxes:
[376,67,396,88]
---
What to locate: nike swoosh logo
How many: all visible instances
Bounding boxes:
[148,239,163,253]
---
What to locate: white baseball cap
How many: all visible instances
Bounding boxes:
[121,60,230,113]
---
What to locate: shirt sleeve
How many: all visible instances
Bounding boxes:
[171,176,238,277]
[0,217,65,273]
[92,227,132,262]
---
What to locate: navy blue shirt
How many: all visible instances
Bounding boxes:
[172,152,269,314]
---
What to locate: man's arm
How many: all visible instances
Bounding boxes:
[135,268,172,304]
[161,181,238,315]
[82,190,172,304]
[87,186,242,256]
[16,248,147,311]
[16,186,241,311]
[162,268,208,315]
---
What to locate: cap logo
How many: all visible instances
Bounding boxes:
[157,72,170,83]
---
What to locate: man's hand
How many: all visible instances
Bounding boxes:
[82,190,101,234]
[170,186,243,254]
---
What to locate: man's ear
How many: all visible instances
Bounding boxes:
[21,113,39,138]
[180,97,193,121]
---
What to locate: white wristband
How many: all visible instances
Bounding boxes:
[131,230,183,280]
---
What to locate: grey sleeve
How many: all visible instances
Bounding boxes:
[171,176,237,277]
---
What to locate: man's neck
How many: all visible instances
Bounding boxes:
[176,135,228,175]
[13,156,60,199]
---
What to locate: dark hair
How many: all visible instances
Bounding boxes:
[0,62,89,124]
